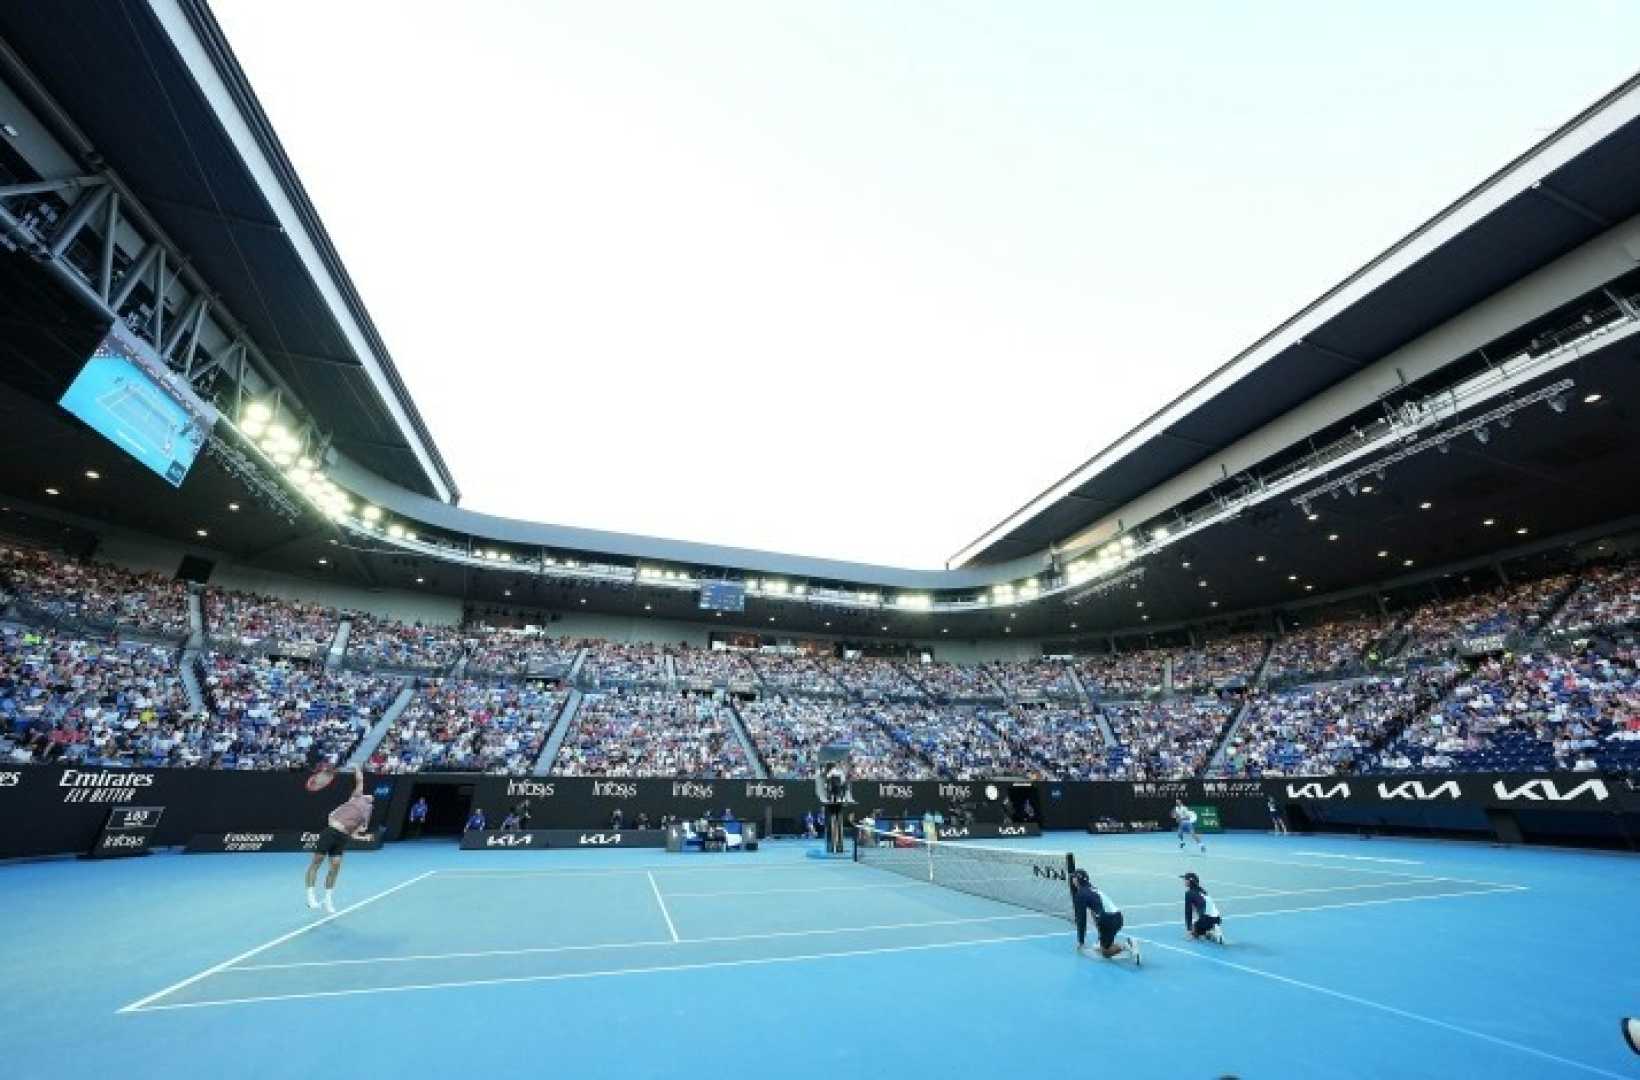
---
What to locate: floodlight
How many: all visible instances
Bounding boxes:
[362,505,382,522]
[388,524,405,539]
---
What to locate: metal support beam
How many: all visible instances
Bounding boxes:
[150,248,167,348]
[270,349,363,370]
[180,300,211,376]
[97,192,119,301]
[0,175,104,199]
[108,241,159,311]
[162,293,206,362]
[45,184,109,261]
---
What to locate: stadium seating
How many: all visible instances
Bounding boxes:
[551,688,752,777]
[1170,636,1269,691]
[1078,650,1164,699]
[868,700,1037,778]
[908,660,1002,701]
[1551,557,1640,634]
[200,653,399,770]
[985,659,1080,701]
[835,655,926,699]
[1374,646,1639,774]
[1400,572,1576,658]
[372,681,563,774]
[672,644,759,688]
[1,626,191,765]
[980,703,1109,779]
[346,614,463,671]
[1104,698,1236,780]
[580,640,671,687]
[205,588,336,655]
[1264,614,1383,683]
[465,627,582,675]
[747,652,844,696]
[0,545,190,639]
[737,696,932,779]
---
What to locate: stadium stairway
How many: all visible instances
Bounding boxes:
[185,589,204,650]
[1203,695,1255,776]
[723,699,770,779]
[326,617,352,671]
[566,647,589,683]
[898,662,937,702]
[179,651,207,715]
[345,683,414,769]
[1249,637,1277,688]
[663,653,678,687]
[531,688,583,776]
[447,653,469,681]
[982,666,1015,705]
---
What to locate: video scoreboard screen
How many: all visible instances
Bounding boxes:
[698,581,746,613]
[59,322,218,488]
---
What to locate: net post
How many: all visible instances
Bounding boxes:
[1065,852,1078,907]
[851,823,859,863]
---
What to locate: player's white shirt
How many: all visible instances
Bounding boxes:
[1173,806,1197,825]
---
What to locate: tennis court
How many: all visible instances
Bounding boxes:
[5,832,1634,1078]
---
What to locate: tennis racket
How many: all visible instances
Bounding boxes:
[305,762,338,792]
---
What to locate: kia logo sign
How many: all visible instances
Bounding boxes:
[1492,779,1608,802]
[486,833,535,848]
[578,833,624,846]
[1377,780,1462,801]
[1286,782,1350,799]
[0,771,21,788]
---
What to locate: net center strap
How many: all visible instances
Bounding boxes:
[852,825,1076,922]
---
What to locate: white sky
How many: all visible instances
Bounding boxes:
[211,1,1640,570]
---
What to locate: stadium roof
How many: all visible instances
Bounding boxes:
[952,73,1640,570]
[0,0,458,504]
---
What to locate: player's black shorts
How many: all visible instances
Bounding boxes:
[316,826,350,857]
[1096,911,1125,949]
[1193,914,1222,936]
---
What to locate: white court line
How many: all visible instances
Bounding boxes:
[1088,864,1288,895]
[647,872,680,943]
[230,882,1498,973]
[1145,851,1521,890]
[666,881,927,898]
[431,862,855,879]
[117,870,436,1014]
[121,930,1069,1013]
[1297,852,1423,865]
[230,913,1057,972]
[1122,885,1526,929]
[1133,929,1621,1080]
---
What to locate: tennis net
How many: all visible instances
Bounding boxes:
[852,825,1078,921]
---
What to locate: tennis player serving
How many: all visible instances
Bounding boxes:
[305,765,375,913]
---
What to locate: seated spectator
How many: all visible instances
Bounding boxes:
[0,545,190,638]
[739,696,931,780]
[206,588,336,654]
[346,614,463,670]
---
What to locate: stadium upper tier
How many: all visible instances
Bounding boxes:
[2,6,1640,646]
[3,541,1636,778]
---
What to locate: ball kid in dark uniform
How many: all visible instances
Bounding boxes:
[1070,868,1141,965]
[1182,871,1224,943]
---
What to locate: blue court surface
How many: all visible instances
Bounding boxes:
[3,832,1635,1079]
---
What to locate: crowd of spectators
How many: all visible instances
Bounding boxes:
[581,640,671,686]
[909,661,1000,701]
[1215,665,1457,777]
[672,645,758,687]
[372,681,562,774]
[870,701,1035,778]
[980,704,1108,778]
[1551,558,1640,634]
[1,545,190,638]
[836,655,925,699]
[206,589,336,654]
[1401,572,1576,657]
[1,627,191,765]
[1104,698,1235,779]
[1264,614,1383,682]
[1373,648,1638,774]
[552,689,752,777]
[747,652,844,695]
[1170,637,1268,691]
[346,614,463,670]
[465,627,581,674]
[986,660,1079,700]
[737,696,932,779]
[201,653,398,769]
[1079,651,1164,698]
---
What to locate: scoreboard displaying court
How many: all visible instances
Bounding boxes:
[698,581,746,612]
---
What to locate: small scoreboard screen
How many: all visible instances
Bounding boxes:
[59,323,217,487]
[698,581,746,612]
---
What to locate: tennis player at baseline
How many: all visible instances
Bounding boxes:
[1173,799,1206,854]
[1182,871,1224,943]
[305,765,375,913]
[1070,869,1141,965]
